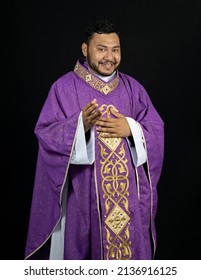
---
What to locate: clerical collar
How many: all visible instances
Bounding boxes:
[87,66,116,82]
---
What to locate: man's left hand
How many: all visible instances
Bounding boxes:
[96,108,131,138]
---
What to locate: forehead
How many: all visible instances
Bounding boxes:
[90,32,120,47]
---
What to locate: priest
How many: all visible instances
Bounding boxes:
[25,19,164,260]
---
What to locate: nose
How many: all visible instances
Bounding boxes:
[104,50,115,61]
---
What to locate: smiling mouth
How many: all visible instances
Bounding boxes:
[101,61,115,69]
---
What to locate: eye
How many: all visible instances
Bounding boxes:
[113,48,120,53]
[98,48,106,52]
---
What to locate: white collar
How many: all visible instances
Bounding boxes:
[98,71,116,82]
[87,65,116,82]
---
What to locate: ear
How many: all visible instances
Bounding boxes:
[81,43,87,57]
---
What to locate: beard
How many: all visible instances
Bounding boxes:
[86,53,120,77]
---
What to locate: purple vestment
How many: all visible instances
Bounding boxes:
[25,58,164,260]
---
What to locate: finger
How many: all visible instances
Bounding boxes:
[87,105,99,117]
[83,105,98,119]
[96,126,116,133]
[99,132,119,138]
[110,108,124,118]
[82,99,95,111]
[89,110,102,122]
[82,99,97,113]
[85,110,102,126]
[97,117,116,124]
[96,119,115,128]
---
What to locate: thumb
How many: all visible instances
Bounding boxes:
[110,107,123,118]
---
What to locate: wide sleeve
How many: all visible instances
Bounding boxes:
[126,117,147,167]
[34,82,81,190]
[71,112,95,165]
[132,82,164,247]
[25,81,81,259]
[129,79,164,256]
[134,84,164,188]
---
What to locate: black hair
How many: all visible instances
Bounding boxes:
[84,19,120,44]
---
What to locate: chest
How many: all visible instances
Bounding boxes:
[77,80,133,118]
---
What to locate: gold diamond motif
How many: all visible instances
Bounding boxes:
[85,74,92,82]
[101,85,111,94]
[105,205,130,235]
[98,135,122,151]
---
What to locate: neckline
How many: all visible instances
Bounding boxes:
[74,59,119,95]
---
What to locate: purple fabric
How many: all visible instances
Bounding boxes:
[25,59,164,260]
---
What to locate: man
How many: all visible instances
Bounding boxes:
[25,19,164,260]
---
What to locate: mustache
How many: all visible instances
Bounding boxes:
[100,59,117,64]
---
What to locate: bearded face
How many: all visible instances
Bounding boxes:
[82,32,121,77]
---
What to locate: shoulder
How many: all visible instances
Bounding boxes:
[45,71,77,102]
[52,71,75,89]
[46,71,79,99]
[119,71,147,93]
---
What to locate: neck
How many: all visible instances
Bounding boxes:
[87,65,116,82]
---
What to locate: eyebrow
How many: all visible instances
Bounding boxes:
[97,44,121,48]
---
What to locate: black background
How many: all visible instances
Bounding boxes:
[4,0,201,260]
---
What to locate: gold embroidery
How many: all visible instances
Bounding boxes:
[105,205,130,235]
[105,225,132,260]
[101,85,111,95]
[85,74,92,82]
[98,104,132,260]
[98,104,121,151]
[74,61,119,94]
[100,137,122,151]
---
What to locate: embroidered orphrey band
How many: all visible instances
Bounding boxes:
[98,104,132,260]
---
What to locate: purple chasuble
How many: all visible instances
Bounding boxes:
[25,58,164,260]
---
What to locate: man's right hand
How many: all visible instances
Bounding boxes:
[82,99,102,132]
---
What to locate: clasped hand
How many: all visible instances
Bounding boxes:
[82,99,131,138]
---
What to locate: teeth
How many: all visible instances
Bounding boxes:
[103,63,113,67]
[102,62,113,65]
